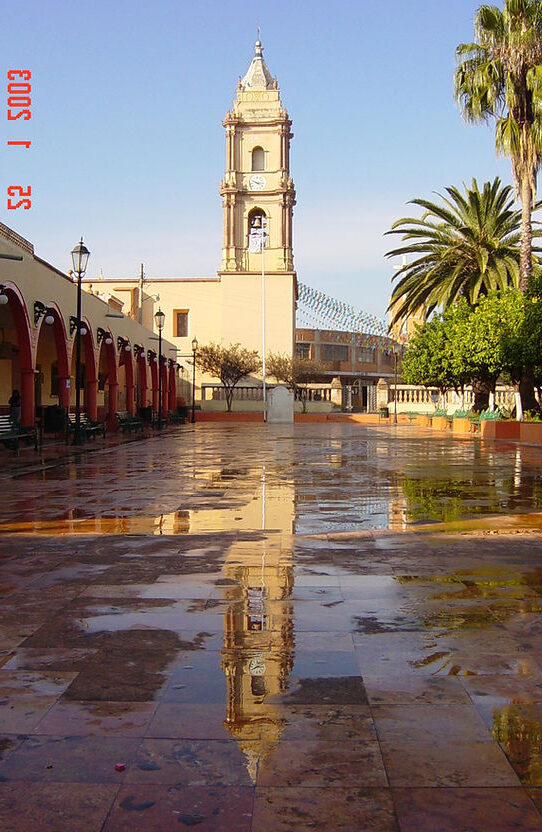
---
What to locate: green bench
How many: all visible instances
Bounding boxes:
[0,415,38,456]
[168,410,186,425]
[66,413,106,441]
[115,411,144,433]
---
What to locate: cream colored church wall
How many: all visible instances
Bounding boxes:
[220,273,295,358]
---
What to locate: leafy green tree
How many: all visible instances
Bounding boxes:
[387,178,529,327]
[455,0,542,289]
[195,343,261,412]
[402,293,529,411]
[401,315,459,398]
[267,353,325,412]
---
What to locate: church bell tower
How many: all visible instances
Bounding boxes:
[219,37,296,277]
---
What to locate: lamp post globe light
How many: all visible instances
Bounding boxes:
[70,238,90,445]
[155,308,166,429]
[191,337,198,424]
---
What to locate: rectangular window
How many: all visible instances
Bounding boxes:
[174,310,189,338]
[359,349,375,363]
[322,344,348,362]
[295,343,310,359]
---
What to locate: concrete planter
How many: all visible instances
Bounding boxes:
[432,416,450,431]
[519,422,542,444]
[411,415,432,427]
[452,417,477,434]
[480,420,521,441]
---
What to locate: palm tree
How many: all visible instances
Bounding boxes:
[386,178,534,328]
[454,0,542,289]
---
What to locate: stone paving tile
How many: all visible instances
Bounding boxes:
[380,739,521,787]
[103,785,254,832]
[291,649,361,678]
[125,738,254,786]
[252,787,398,831]
[0,670,77,733]
[462,674,542,705]
[1,647,98,672]
[34,700,157,736]
[275,704,377,742]
[0,783,120,832]
[292,631,355,651]
[372,703,492,744]
[392,787,542,832]
[145,704,231,739]
[256,740,388,788]
[364,675,472,705]
[277,675,368,705]
[0,735,140,783]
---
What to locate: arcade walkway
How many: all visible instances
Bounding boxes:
[1,423,542,831]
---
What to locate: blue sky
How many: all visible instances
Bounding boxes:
[1,0,512,320]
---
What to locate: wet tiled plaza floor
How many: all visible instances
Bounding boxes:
[3,423,542,829]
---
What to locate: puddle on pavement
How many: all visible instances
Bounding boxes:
[6,427,542,785]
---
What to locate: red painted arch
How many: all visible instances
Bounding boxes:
[0,284,33,425]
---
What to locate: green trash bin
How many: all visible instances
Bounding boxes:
[380,406,389,418]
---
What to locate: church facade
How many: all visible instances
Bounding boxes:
[88,39,298,396]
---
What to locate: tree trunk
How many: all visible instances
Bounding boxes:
[225,387,233,412]
[520,174,533,291]
[471,377,491,413]
[519,366,540,415]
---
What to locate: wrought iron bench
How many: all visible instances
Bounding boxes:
[66,413,106,441]
[0,416,38,455]
[115,411,144,433]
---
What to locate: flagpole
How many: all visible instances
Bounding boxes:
[261,217,266,421]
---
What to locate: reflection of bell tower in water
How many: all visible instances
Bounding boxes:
[220,468,295,781]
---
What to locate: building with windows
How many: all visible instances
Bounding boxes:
[295,327,400,412]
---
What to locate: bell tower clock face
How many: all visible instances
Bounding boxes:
[249,174,266,191]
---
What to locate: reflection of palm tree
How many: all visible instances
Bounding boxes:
[387,179,532,328]
[492,706,542,785]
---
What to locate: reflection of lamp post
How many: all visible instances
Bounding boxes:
[71,238,90,445]
[191,337,198,424]
[155,308,165,429]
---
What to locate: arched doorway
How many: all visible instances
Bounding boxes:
[69,318,98,420]
[97,330,117,429]
[35,303,70,423]
[0,283,33,425]
[135,347,148,415]
[117,339,135,415]
[148,350,158,412]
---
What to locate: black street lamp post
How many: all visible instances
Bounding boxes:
[71,239,90,445]
[191,337,198,424]
[155,308,165,429]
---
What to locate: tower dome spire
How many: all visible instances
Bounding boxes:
[240,33,274,90]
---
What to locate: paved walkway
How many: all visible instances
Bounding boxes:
[2,423,542,830]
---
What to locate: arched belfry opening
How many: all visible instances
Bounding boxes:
[248,208,267,250]
[251,146,265,171]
